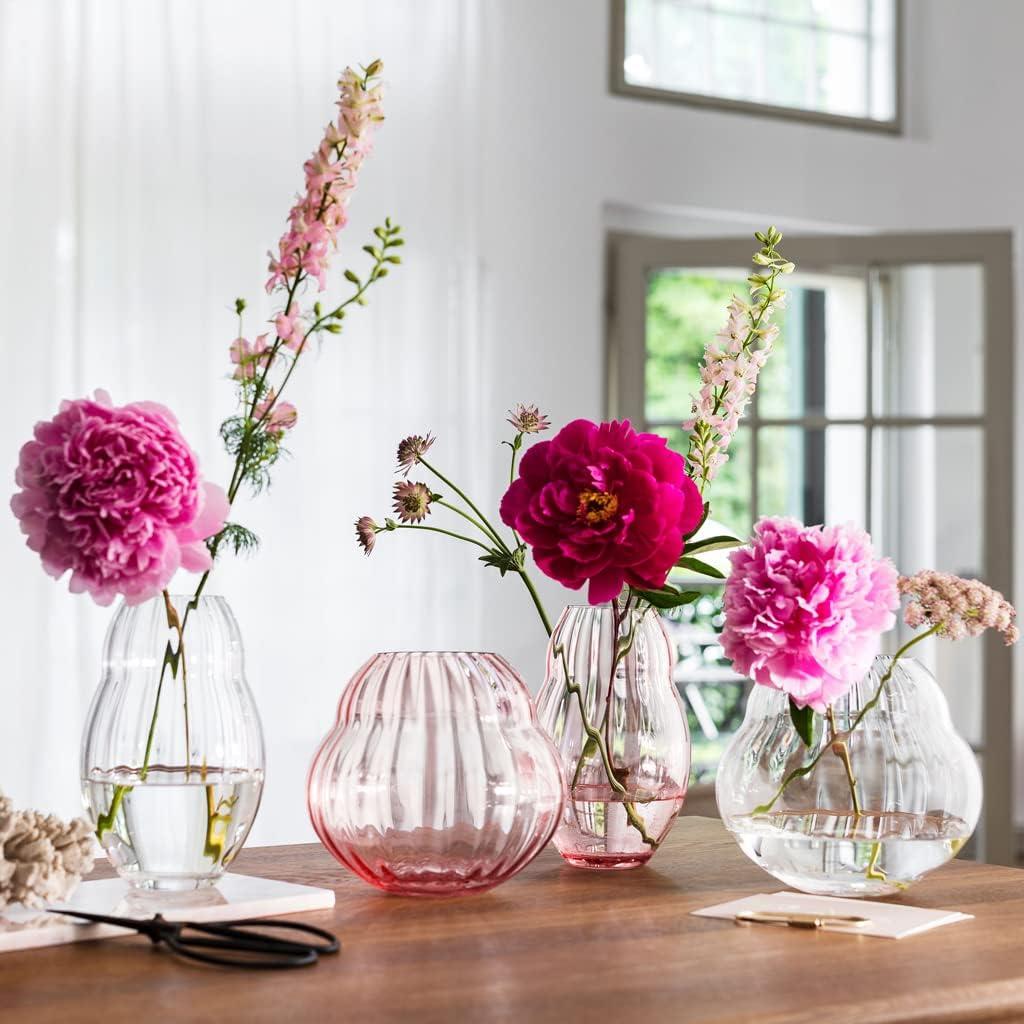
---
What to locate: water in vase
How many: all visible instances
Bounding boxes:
[83,766,264,891]
[731,810,971,897]
[558,784,686,869]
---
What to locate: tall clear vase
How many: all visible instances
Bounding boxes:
[536,602,691,869]
[80,594,265,891]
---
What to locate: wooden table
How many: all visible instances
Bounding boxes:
[5,817,1024,1024]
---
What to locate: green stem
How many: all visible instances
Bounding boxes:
[437,500,495,542]
[558,643,657,849]
[516,567,553,637]
[419,457,513,555]
[391,523,493,552]
[94,589,187,839]
[508,436,523,548]
[752,625,941,815]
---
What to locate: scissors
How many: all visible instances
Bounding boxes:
[49,909,340,969]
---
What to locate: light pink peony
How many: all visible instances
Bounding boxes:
[721,517,899,711]
[11,391,229,606]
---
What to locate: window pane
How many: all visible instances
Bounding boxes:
[757,425,867,525]
[652,424,752,537]
[644,269,746,422]
[662,590,750,782]
[873,427,985,748]
[872,264,985,418]
[622,0,897,125]
[756,273,867,419]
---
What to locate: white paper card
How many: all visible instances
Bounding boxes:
[692,891,973,939]
[0,874,336,954]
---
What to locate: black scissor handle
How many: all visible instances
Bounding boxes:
[184,918,340,955]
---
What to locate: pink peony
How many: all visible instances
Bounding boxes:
[11,391,229,606]
[499,419,704,604]
[721,517,899,712]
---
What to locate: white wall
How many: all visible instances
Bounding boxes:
[3,0,1023,842]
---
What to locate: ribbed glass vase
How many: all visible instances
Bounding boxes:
[307,651,564,896]
[81,595,265,891]
[716,656,982,896]
[535,603,691,869]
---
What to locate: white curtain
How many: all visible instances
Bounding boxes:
[0,0,493,844]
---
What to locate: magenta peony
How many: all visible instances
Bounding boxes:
[11,391,228,606]
[721,517,899,712]
[499,419,704,604]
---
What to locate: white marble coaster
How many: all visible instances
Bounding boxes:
[0,874,336,953]
[692,890,972,939]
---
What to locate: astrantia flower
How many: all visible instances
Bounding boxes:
[899,570,1019,645]
[508,404,550,435]
[499,419,704,604]
[396,434,435,476]
[355,516,379,555]
[11,391,229,606]
[392,481,432,523]
[721,517,899,712]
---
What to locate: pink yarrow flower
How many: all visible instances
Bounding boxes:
[721,517,900,712]
[11,391,229,606]
[899,570,1019,645]
[499,419,704,604]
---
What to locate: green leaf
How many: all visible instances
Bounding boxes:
[789,699,815,747]
[633,585,702,610]
[676,556,726,580]
[683,534,742,556]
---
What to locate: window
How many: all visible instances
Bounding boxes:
[611,0,900,131]
[607,230,1014,863]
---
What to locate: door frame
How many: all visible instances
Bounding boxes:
[606,229,1015,864]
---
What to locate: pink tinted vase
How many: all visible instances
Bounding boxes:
[536,603,691,869]
[307,652,564,896]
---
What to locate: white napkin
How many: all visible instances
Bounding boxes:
[692,891,972,939]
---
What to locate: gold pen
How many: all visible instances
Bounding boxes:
[735,910,870,931]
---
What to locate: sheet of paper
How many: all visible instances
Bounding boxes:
[0,873,336,953]
[692,891,973,939]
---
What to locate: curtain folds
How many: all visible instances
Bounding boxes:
[1,0,486,844]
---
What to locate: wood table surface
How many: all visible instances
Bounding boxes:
[4,816,1024,1024]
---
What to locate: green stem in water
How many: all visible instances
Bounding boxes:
[94,589,188,839]
[752,624,942,816]
[558,641,657,849]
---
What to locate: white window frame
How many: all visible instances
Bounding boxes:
[609,0,904,134]
[606,229,1015,864]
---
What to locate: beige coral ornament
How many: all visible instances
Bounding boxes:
[0,793,94,909]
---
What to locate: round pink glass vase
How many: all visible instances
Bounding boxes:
[307,651,564,896]
[535,603,691,869]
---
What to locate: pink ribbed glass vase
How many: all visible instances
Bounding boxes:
[307,652,564,896]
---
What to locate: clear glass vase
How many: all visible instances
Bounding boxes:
[81,595,265,891]
[307,652,564,896]
[716,656,982,897]
[536,603,691,870]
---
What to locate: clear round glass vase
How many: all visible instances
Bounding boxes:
[307,652,564,897]
[716,656,982,897]
[536,603,691,870]
[81,595,265,891]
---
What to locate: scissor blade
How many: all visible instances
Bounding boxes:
[47,908,148,931]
